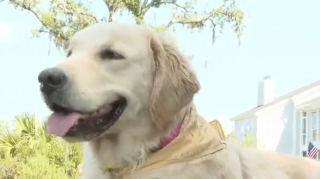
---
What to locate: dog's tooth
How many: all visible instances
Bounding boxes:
[114,107,122,115]
[94,118,103,125]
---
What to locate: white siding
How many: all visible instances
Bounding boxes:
[256,100,295,153]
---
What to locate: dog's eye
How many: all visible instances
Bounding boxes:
[100,49,124,60]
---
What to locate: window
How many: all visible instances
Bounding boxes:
[303,117,307,133]
[241,120,252,136]
[318,112,320,140]
[311,112,317,141]
[300,110,320,161]
[301,111,307,145]
[302,110,320,144]
[302,151,307,157]
[236,119,253,141]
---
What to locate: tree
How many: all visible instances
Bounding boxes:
[225,130,235,140]
[0,113,82,178]
[225,131,256,148]
[241,133,256,148]
[6,0,244,50]
[0,113,46,157]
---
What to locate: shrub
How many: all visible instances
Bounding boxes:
[0,114,83,178]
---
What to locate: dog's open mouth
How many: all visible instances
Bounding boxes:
[46,98,127,141]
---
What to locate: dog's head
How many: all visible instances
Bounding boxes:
[38,23,200,142]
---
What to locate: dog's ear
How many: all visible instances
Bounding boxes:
[149,34,200,130]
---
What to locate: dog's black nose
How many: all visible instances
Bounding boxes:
[38,67,67,94]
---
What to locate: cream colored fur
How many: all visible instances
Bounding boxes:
[51,22,320,179]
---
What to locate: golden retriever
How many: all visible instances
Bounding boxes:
[38,22,320,179]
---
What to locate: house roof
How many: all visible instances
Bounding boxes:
[230,79,320,121]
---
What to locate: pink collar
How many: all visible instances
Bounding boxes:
[159,122,183,148]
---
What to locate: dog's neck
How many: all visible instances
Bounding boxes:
[158,104,190,149]
[89,106,189,172]
[159,121,182,148]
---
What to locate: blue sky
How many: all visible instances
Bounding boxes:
[0,0,320,132]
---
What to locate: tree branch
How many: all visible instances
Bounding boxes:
[163,3,243,46]
[103,0,119,22]
[145,0,158,9]
[7,0,244,49]
[165,7,232,29]
[9,0,68,41]
[142,0,149,8]
[141,0,164,16]
[61,1,98,23]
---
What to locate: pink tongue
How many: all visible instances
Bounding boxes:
[46,112,82,136]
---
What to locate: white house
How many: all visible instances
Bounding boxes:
[230,76,320,160]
